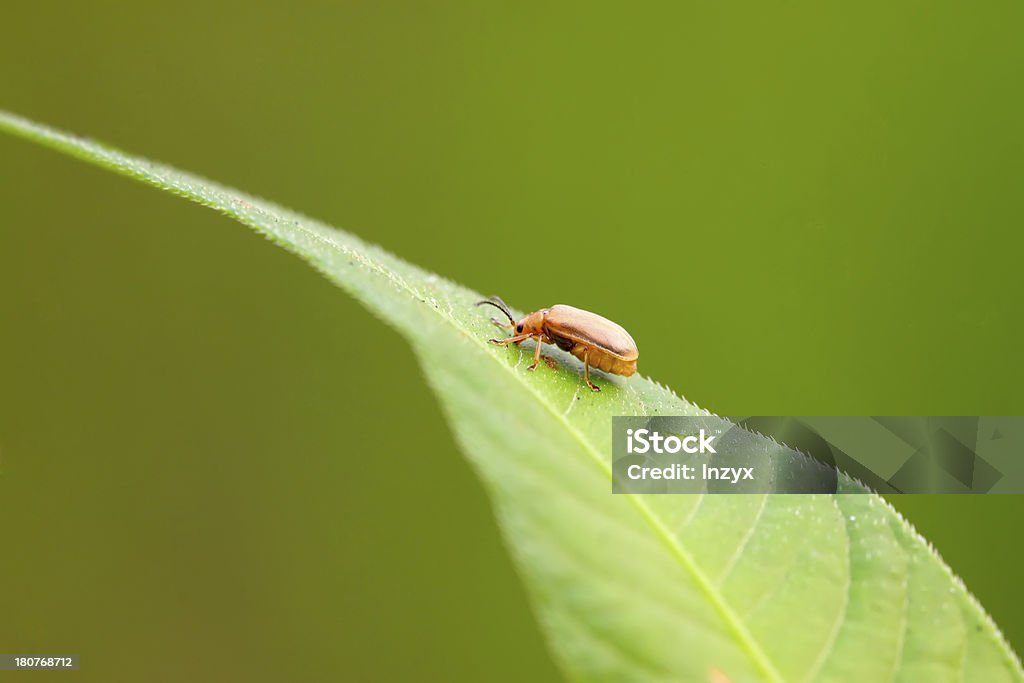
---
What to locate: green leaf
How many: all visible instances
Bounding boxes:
[1,110,1020,683]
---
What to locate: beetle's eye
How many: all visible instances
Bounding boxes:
[516,324,524,333]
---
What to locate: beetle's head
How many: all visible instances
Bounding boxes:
[514,310,546,335]
[476,296,544,335]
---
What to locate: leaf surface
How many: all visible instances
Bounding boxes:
[2,111,1019,683]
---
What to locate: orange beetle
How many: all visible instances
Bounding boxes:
[476,296,639,392]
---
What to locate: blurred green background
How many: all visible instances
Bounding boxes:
[2,2,1023,681]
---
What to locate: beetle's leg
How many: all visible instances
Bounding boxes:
[489,332,532,346]
[527,337,544,371]
[583,349,601,392]
[490,317,513,330]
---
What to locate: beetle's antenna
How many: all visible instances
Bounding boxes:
[475,296,515,324]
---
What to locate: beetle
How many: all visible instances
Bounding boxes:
[476,296,639,392]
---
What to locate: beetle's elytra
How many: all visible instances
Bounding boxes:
[476,296,639,392]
